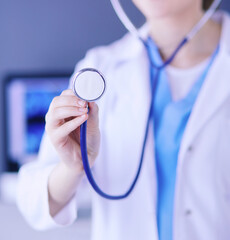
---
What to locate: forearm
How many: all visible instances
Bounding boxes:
[48,161,84,217]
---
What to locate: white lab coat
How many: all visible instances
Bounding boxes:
[17,11,230,240]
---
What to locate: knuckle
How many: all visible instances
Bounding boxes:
[50,96,59,108]
[52,107,59,118]
[61,89,69,94]
[45,112,49,123]
[45,109,56,122]
[61,89,74,96]
[45,122,51,134]
[68,96,77,105]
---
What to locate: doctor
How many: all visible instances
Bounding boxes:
[17,0,230,240]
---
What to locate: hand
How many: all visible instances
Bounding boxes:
[45,89,100,174]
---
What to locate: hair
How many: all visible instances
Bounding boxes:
[203,0,214,10]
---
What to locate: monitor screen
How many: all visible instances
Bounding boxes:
[4,74,70,171]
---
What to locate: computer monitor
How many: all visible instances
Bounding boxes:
[3,73,71,171]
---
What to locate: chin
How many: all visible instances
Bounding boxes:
[132,0,197,21]
[133,0,175,19]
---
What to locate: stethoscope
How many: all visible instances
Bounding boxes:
[72,0,222,200]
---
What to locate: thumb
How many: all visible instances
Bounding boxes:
[87,102,99,130]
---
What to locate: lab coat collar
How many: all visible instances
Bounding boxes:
[108,23,149,62]
[213,11,230,54]
[116,11,230,62]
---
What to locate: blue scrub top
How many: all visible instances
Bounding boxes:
[146,37,219,240]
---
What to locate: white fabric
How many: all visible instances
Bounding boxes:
[166,58,210,101]
[17,11,230,240]
[16,134,78,230]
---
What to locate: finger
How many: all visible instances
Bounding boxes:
[51,107,88,125]
[60,89,75,96]
[88,102,99,129]
[50,95,87,109]
[60,89,87,107]
[88,102,99,118]
[60,89,87,106]
[55,114,88,139]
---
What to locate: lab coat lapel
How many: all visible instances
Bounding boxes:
[178,12,230,163]
[113,35,152,147]
[178,48,230,163]
[132,51,158,211]
[123,43,157,209]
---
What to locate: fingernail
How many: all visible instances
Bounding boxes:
[78,100,85,107]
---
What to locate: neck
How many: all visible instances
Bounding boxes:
[148,7,221,68]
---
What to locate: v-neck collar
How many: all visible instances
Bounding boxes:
[147,37,220,107]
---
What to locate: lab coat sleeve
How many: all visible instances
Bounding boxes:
[16,47,106,230]
[16,133,78,230]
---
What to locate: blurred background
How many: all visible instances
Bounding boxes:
[0,0,229,239]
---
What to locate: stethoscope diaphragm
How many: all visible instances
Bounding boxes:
[73,68,106,102]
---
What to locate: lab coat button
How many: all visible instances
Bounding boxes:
[187,146,193,152]
[185,209,192,216]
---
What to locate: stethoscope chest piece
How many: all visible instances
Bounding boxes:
[73,68,106,102]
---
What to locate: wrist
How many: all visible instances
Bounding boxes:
[48,161,84,216]
[58,161,84,179]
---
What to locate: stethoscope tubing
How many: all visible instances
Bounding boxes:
[80,105,151,200]
[80,70,160,200]
[110,0,222,42]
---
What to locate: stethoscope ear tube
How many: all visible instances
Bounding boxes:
[110,0,222,41]
[80,102,153,200]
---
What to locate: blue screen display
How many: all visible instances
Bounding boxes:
[6,76,70,168]
[25,90,62,153]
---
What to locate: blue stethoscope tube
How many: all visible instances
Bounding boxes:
[80,69,161,200]
[80,91,154,200]
[78,0,221,200]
